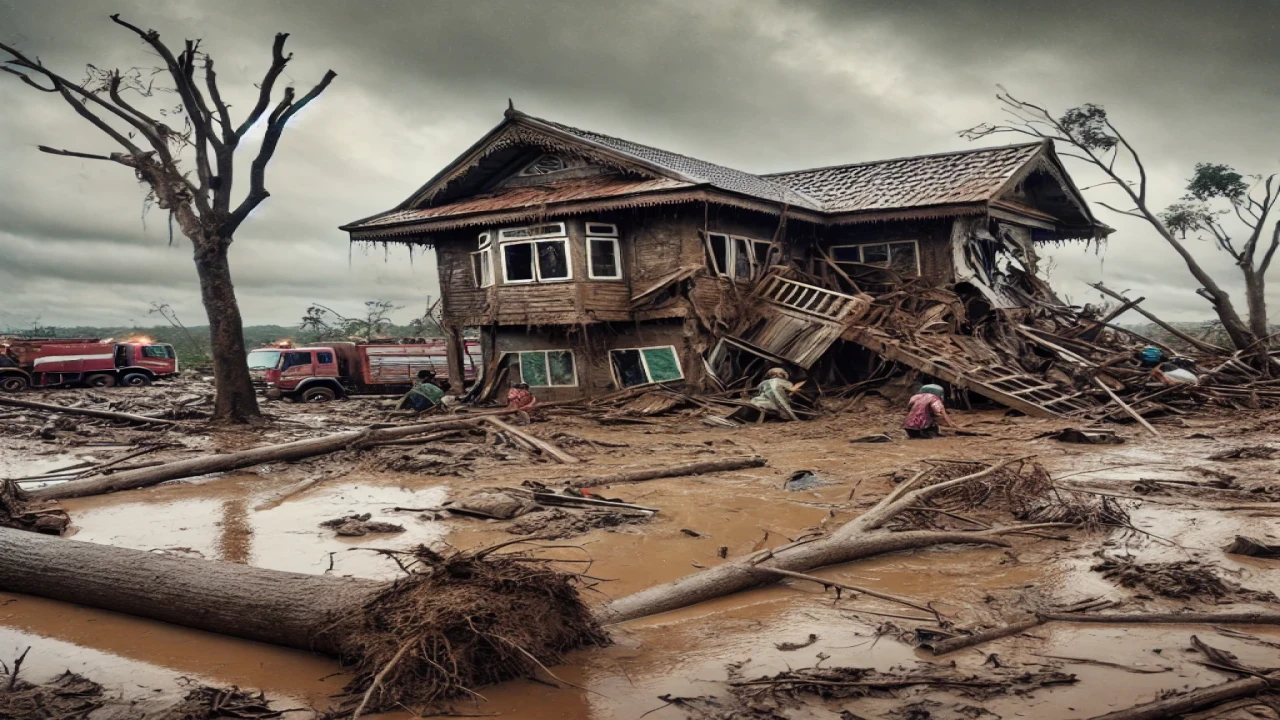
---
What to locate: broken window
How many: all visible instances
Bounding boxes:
[516,350,577,387]
[588,237,621,279]
[471,250,493,287]
[707,233,730,276]
[498,222,566,241]
[828,240,920,275]
[609,345,684,388]
[706,232,771,281]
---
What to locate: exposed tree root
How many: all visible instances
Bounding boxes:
[327,546,609,717]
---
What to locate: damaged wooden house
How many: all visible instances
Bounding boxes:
[342,105,1111,412]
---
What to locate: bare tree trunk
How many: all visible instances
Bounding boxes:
[1243,266,1270,342]
[0,526,380,653]
[194,241,261,423]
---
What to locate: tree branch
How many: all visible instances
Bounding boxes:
[109,14,213,216]
[1096,202,1146,219]
[37,146,129,163]
[235,33,291,139]
[0,64,56,92]
[224,68,336,236]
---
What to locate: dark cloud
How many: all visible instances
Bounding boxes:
[1,0,1277,328]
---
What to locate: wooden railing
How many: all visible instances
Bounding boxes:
[755,274,865,323]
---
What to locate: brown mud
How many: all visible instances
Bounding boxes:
[2,394,1279,719]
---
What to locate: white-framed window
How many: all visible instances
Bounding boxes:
[498,222,566,241]
[609,345,684,388]
[829,240,920,275]
[514,349,578,387]
[587,237,622,280]
[705,233,776,281]
[585,222,618,237]
[471,233,494,288]
[498,224,571,283]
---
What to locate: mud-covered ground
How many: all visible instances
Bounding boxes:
[2,380,1279,719]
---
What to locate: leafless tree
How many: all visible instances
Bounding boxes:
[149,301,208,360]
[963,90,1276,368]
[300,301,404,341]
[0,16,336,421]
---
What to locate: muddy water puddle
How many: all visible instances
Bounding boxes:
[3,410,1279,718]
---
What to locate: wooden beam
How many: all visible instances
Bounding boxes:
[1092,377,1161,438]
[1089,283,1228,354]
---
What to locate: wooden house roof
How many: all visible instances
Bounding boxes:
[344,107,1106,238]
[761,143,1044,213]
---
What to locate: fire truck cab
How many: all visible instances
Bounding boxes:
[0,338,179,392]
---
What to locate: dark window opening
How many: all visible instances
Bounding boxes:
[589,238,620,279]
[503,243,535,282]
[708,234,729,276]
[611,349,649,388]
[317,352,334,364]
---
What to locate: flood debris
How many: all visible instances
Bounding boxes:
[506,506,649,539]
[1208,445,1277,461]
[319,514,405,537]
[1223,535,1280,559]
[0,667,105,720]
[1040,427,1124,444]
[0,479,69,535]
[158,683,291,719]
[1091,554,1278,602]
[330,546,608,717]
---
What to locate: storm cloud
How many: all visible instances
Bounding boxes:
[1,0,1277,328]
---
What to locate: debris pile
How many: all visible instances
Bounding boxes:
[1091,554,1279,602]
[329,546,608,716]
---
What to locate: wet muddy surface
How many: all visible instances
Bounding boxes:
[2,393,1279,718]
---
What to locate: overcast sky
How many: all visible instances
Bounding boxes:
[2,0,1277,330]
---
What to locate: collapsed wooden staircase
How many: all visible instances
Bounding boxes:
[843,326,1097,419]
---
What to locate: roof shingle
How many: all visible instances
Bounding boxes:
[762,143,1044,213]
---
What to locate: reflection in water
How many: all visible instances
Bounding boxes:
[218,497,252,564]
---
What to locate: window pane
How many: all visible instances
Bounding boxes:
[536,240,569,280]
[641,347,682,382]
[281,352,311,370]
[547,350,576,386]
[889,242,918,274]
[471,252,485,286]
[830,246,860,262]
[861,244,890,266]
[247,350,281,369]
[482,253,492,285]
[610,349,649,387]
[753,241,773,265]
[589,239,619,278]
[733,238,751,279]
[709,234,729,275]
[317,352,334,364]
[520,352,549,386]
[503,243,534,281]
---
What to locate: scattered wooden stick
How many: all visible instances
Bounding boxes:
[565,455,766,488]
[1085,672,1279,720]
[750,566,940,621]
[0,395,178,426]
[482,417,579,464]
[1093,377,1161,438]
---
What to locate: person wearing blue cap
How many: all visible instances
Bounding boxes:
[903,383,957,439]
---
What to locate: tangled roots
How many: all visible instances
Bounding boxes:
[331,547,609,716]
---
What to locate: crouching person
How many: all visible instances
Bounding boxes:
[748,367,800,421]
[506,381,538,424]
[399,370,445,413]
[903,383,957,439]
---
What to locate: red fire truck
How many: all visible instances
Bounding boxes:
[260,339,482,402]
[0,338,179,392]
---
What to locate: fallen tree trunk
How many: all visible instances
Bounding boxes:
[598,457,1047,624]
[25,419,479,501]
[1089,282,1229,354]
[0,395,178,425]
[0,526,379,652]
[565,455,767,488]
[1086,672,1279,720]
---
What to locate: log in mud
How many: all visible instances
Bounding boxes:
[24,418,480,501]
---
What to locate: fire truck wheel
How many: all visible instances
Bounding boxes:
[0,375,29,392]
[85,374,117,388]
[301,386,337,403]
[120,372,153,387]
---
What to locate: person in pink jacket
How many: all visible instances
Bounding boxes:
[903,384,957,439]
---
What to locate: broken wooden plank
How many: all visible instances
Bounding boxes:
[1092,377,1161,438]
[1090,283,1228,354]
